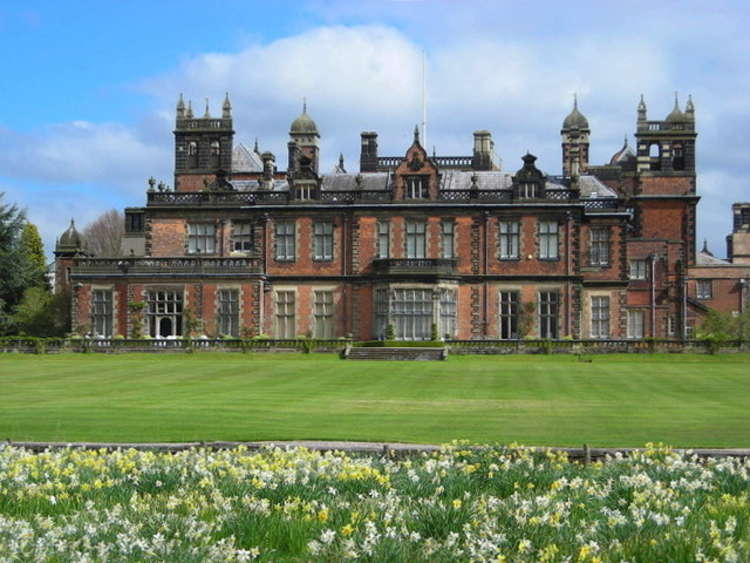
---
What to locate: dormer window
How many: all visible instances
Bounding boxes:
[295,184,315,200]
[405,176,428,199]
[520,182,539,199]
[513,153,545,200]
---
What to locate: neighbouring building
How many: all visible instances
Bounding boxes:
[54,93,749,340]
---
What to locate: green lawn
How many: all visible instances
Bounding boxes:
[0,353,747,447]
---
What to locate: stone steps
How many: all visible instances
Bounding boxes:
[345,347,447,361]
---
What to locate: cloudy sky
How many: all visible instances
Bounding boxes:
[0,0,748,258]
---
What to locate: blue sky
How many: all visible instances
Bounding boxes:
[1,0,748,258]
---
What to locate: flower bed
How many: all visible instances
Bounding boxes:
[0,443,747,561]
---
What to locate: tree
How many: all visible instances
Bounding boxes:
[82,209,124,257]
[20,222,47,290]
[0,192,28,333]
[13,287,68,337]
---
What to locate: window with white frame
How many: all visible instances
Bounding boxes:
[538,221,559,260]
[441,220,455,259]
[406,176,428,199]
[499,221,520,260]
[628,310,645,339]
[392,288,432,340]
[590,296,610,339]
[539,291,559,339]
[589,227,610,266]
[499,291,519,339]
[91,289,113,337]
[313,290,335,339]
[313,221,334,261]
[374,288,389,339]
[275,291,295,338]
[377,221,390,259]
[629,259,647,280]
[187,224,216,254]
[275,221,295,261]
[218,288,240,337]
[405,220,426,259]
[146,290,183,338]
[439,289,456,339]
[231,223,253,252]
[697,279,712,299]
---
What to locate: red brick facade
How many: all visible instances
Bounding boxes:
[57,95,749,340]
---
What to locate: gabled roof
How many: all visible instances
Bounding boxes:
[232,143,263,173]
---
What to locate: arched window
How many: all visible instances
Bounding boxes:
[188,141,198,168]
[210,141,220,167]
[649,143,661,171]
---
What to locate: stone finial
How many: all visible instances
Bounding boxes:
[222,92,231,119]
[254,138,260,154]
[204,98,211,118]
[147,176,156,192]
[338,153,346,173]
[637,94,647,121]
[176,93,185,118]
[186,100,194,118]
[685,94,695,119]
[413,124,420,144]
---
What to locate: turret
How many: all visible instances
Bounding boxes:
[174,94,234,191]
[288,100,320,174]
[635,93,696,175]
[561,95,590,176]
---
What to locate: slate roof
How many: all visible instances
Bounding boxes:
[577,175,617,198]
[321,172,392,191]
[232,143,263,173]
[231,179,289,192]
[696,251,731,266]
[439,170,513,190]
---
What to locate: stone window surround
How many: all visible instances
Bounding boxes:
[90,284,117,337]
[537,217,562,261]
[273,286,297,338]
[215,285,244,338]
[372,281,459,339]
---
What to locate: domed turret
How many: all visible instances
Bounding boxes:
[561,95,590,176]
[288,99,320,174]
[290,101,319,135]
[562,95,589,130]
[56,219,83,252]
[610,135,635,165]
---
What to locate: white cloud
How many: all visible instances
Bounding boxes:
[1,14,749,258]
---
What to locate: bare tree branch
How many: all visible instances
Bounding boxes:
[82,209,124,257]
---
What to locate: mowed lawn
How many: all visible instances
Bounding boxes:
[0,353,747,447]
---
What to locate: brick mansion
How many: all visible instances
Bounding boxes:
[54,93,750,340]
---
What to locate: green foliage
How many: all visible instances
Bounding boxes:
[182,307,202,339]
[696,310,750,348]
[127,302,144,339]
[20,223,47,290]
[0,193,28,333]
[12,287,68,337]
[385,323,395,340]
[430,322,439,341]
[518,301,536,338]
